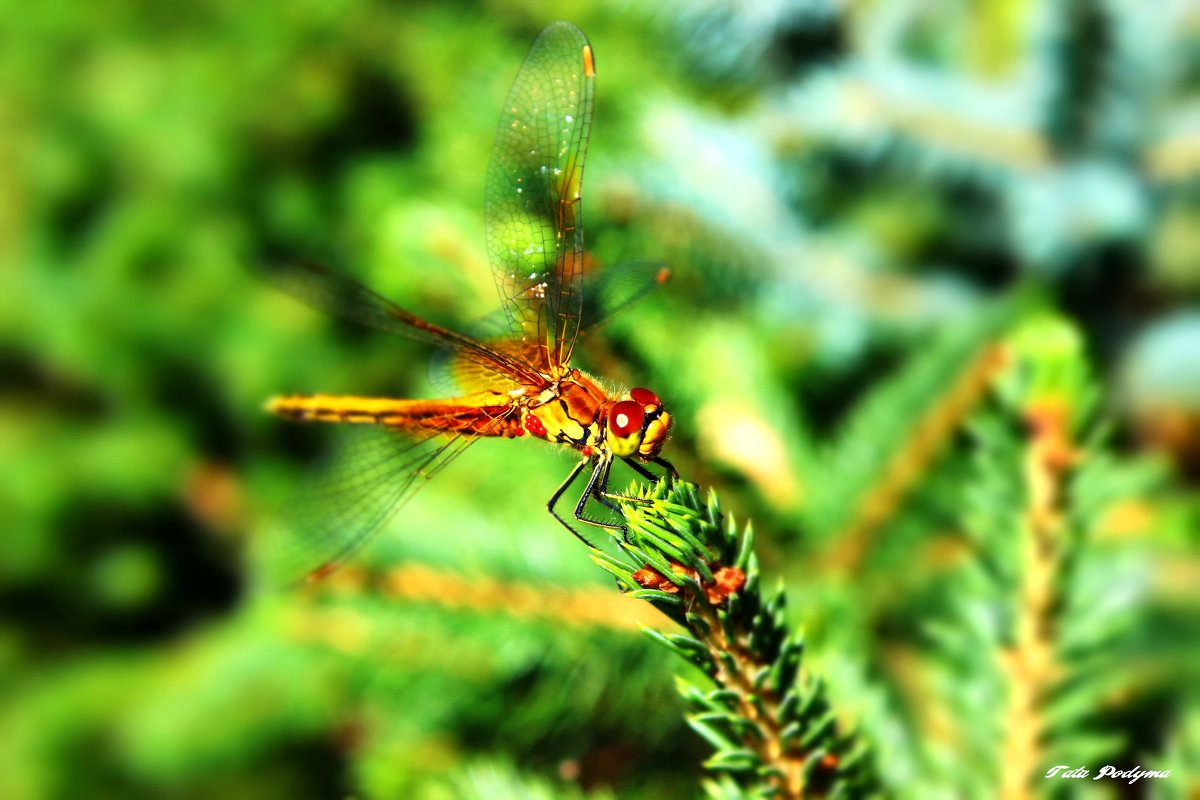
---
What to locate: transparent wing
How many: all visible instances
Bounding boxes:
[485,21,595,372]
[264,259,546,388]
[429,260,669,394]
[259,409,516,587]
[429,340,539,396]
[576,260,671,335]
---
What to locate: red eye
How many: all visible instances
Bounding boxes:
[608,400,645,438]
[630,387,659,407]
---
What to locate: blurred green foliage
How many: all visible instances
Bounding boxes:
[3,0,1200,797]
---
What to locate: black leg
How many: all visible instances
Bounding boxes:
[592,455,623,515]
[574,456,625,534]
[652,456,680,480]
[624,458,660,483]
[594,457,671,506]
[547,457,599,547]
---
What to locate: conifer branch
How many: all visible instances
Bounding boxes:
[806,301,1017,555]
[593,481,879,798]
[840,75,1052,171]
[1000,397,1075,799]
[994,322,1095,798]
[301,563,666,630]
[941,316,1158,796]
[828,343,1009,572]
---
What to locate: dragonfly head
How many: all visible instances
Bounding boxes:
[606,387,672,460]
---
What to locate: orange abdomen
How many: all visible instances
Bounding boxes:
[266,393,524,437]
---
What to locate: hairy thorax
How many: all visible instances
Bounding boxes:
[521,370,609,449]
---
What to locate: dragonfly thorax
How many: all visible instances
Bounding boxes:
[520,370,607,447]
[519,377,671,463]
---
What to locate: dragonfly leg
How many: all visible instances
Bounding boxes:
[595,457,668,506]
[572,456,626,535]
[652,456,680,481]
[624,456,681,488]
[588,458,656,545]
[591,454,623,514]
[548,457,601,547]
[585,455,652,520]
[623,457,659,483]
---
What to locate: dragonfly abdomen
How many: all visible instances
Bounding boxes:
[266,393,524,437]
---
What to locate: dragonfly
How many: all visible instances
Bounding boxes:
[265,21,675,583]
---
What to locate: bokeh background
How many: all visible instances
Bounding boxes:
[3,0,1200,797]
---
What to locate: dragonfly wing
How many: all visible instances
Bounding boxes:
[576,259,671,335]
[260,409,516,586]
[429,260,670,394]
[265,260,546,387]
[485,21,595,373]
[265,259,454,348]
[429,340,538,395]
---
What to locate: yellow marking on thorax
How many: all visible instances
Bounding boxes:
[525,374,608,445]
[531,401,588,442]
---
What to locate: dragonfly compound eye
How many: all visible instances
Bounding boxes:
[629,386,660,410]
[608,400,645,437]
[639,409,672,459]
[607,400,646,457]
